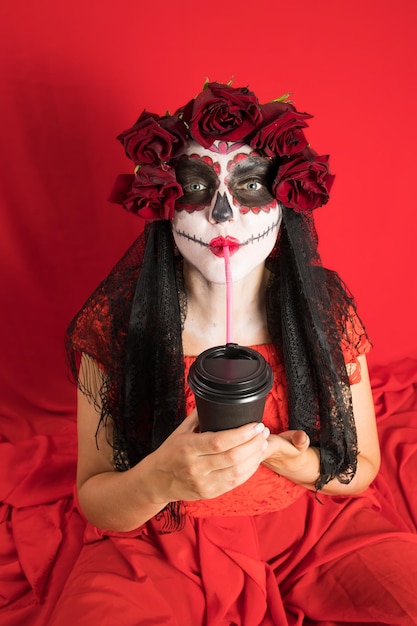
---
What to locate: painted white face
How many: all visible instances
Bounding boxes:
[172,141,282,284]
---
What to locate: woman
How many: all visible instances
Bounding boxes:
[54,82,417,625]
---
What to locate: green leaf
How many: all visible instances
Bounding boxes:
[269,93,293,104]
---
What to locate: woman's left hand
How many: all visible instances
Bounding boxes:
[261,430,321,486]
[261,356,381,495]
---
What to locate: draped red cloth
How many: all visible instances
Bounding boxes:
[1,359,417,625]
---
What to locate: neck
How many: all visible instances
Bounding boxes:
[181,260,271,355]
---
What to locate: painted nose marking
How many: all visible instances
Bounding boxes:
[211,193,234,223]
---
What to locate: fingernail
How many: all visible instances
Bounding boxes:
[262,440,269,450]
[263,427,270,439]
[253,423,265,433]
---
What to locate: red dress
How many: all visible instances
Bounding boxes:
[49,338,417,626]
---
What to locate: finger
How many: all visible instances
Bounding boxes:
[197,422,268,456]
[177,409,200,432]
[210,438,267,483]
[199,428,269,472]
[291,430,310,450]
[278,430,310,450]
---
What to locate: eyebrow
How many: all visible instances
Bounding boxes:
[228,156,276,178]
[175,158,217,179]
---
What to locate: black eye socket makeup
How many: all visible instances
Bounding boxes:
[175,159,219,207]
[228,156,278,208]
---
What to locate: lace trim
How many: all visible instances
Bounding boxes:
[341,305,372,385]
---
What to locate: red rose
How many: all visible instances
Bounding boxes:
[250,102,312,157]
[109,165,183,220]
[117,111,188,165]
[184,82,262,148]
[273,150,335,212]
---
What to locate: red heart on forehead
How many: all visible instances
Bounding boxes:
[218,141,228,154]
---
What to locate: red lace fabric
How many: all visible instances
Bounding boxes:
[183,323,371,518]
[340,305,372,385]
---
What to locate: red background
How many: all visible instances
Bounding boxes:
[1,0,416,425]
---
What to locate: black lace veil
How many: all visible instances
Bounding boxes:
[67,210,364,508]
[267,208,358,488]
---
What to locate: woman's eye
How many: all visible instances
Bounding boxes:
[241,180,264,191]
[183,181,207,193]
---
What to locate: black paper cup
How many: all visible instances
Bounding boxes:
[188,343,274,431]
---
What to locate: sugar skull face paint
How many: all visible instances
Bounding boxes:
[172,141,282,284]
[175,141,278,215]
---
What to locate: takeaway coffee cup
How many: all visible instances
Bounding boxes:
[188,343,274,432]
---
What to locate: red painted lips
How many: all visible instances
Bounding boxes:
[209,236,241,257]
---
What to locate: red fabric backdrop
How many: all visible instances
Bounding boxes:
[1,1,416,423]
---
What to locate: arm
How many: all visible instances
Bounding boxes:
[262,355,381,495]
[76,356,270,531]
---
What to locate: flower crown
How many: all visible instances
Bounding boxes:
[109,81,335,220]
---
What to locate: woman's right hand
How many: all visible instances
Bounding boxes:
[145,409,270,504]
[77,359,269,532]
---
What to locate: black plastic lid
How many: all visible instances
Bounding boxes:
[188,343,273,400]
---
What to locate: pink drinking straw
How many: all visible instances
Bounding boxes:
[223,244,233,344]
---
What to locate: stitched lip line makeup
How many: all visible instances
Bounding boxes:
[209,236,240,257]
[173,218,281,257]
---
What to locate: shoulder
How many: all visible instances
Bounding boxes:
[322,268,372,384]
[66,232,146,374]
